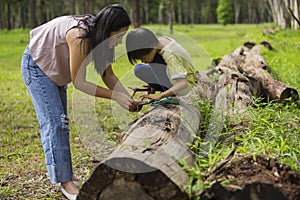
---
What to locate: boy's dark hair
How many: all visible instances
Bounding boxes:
[78,4,131,76]
[126,28,159,65]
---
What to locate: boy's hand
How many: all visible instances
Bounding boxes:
[140,94,162,101]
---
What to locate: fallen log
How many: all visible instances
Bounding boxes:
[241,45,299,102]
[211,42,298,119]
[210,45,255,119]
[77,72,212,200]
[77,42,299,199]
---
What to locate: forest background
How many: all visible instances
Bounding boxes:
[1,0,300,199]
[1,0,299,30]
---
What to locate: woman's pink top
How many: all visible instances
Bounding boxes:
[29,15,88,86]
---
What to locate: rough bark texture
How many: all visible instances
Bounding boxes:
[210,42,298,118]
[78,42,298,199]
[241,45,298,102]
[77,72,213,200]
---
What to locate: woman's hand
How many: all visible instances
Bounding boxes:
[113,93,145,112]
[112,92,134,110]
[129,99,144,112]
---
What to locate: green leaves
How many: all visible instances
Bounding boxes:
[217,0,234,25]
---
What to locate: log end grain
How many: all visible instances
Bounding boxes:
[77,157,189,200]
[280,87,299,102]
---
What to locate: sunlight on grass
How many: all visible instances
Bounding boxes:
[0,24,299,199]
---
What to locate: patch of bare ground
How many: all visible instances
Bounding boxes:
[200,155,300,200]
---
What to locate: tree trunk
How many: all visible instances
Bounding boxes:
[158,1,164,24]
[77,73,213,200]
[266,0,292,29]
[183,0,189,24]
[7,2,12,30]
[19,1,26,29]
[0,1,4,29]
[189,0,195,24]
[242,46,298,101]
[289,0,300,29]
[72,0,76,14]
[77,43,298,199]
[233,0,241,23]
[177,0,183,24]
[144,0,149,24]
[211,46,254,117]
[167,0,174,34]
[78,106,195,200]
[132,0,140,27]
[29,0,38,28]
[211,43,298,118]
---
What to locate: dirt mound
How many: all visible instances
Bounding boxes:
[200,155,300,200]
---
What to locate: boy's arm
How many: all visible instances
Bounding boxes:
[140,78,187,100]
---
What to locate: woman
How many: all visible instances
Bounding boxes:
[21,4,138,199]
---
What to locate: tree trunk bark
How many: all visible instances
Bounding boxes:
[72,0,76,14]
[177,0,183,24]
[19,1,26,29]
[211,46,254,117]
[132,0,140,27]
[29,0,38,28]
[77,43,298,199]
[77,73,213,200]
[144,0,149,24]
[158,1,164,24]
[211,43,298,118]
[241,46,298,101]
[78,106,195,200]
[233,0,241,23]
[7,2,12,30]
[267,0,293,29]
[289,0,300,29]
[167,0,174,34]
[183,0,189,24]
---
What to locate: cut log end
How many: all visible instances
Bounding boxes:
[280,87,299,102]
[77,158,189,200]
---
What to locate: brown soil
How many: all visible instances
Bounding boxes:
[200,155,300,200]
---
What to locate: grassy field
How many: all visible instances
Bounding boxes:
[0,24,299,199]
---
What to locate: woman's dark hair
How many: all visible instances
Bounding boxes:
[78,4,131,76]
[126,28,159,65]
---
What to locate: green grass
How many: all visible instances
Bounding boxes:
[0,29,94,199]
[0,24,299,199]
[184,97,300,198]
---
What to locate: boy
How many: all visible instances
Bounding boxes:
[126,28,196,101]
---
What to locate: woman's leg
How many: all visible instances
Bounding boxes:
[21,46,73,184]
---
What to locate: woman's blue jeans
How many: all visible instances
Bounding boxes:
[21,46,73,184]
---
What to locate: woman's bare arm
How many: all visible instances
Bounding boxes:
[66,28,133,109]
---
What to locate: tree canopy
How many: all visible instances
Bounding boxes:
[217,0,234,25]
[0,0,299,30]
